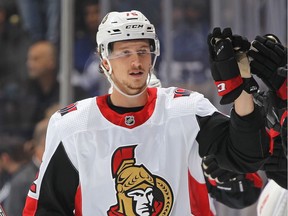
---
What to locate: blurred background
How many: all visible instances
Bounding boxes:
[0,0,286,215]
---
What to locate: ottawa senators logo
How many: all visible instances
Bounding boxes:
[108,145,174,216]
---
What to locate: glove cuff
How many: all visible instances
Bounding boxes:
[214,75,244,105]
[243,77,259,94]
[209,175,249,192]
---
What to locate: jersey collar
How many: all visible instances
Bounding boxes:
[96,88,157,129]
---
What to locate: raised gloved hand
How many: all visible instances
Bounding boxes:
[248,34,287,100]
[207,27,258,104]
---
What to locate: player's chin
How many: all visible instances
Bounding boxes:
[130,80,147,88]
[127,83,147,94]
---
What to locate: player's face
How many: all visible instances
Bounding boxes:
[104,39,153,95]
[84,4,101,32]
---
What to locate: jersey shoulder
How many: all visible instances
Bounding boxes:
[49,97,97,138]
[157,87,217,117]
[158,86,206,102]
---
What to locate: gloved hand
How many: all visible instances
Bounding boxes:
[202,155,245,191]
[207,27,258,104]
[202,155,263,208]
[248,34,287,100]
[253,90,287,157]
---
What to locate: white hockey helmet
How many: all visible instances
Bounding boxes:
[96,10,160,59]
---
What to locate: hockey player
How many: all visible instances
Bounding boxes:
[23,11,269,215]
[249,34,287,188]
[201,32,287,216]
[112,73,263,211]
[247,34,287,216]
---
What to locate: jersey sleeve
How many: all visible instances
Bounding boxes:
[23,113,80,216]
[195,93,269,173]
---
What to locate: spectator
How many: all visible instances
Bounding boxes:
[15,0,60,45]
[0,0,29,93]
[72,0,108,96]
[0,1,30,131]
[24,41,88,131]
[0,133,32,216]
[2,107,54,216]
[157,0,214,100]
[1,41,88,137]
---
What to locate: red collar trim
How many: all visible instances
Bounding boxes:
[96,88,157,129]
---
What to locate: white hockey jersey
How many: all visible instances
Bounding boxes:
[23,87,267,216]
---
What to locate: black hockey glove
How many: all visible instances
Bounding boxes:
[207,27,258,104]
[203,156,263,209]
[253,90,287,157]
[202,155,245,190]
[248,34,287,100]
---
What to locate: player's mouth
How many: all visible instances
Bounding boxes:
[129,71,144,78]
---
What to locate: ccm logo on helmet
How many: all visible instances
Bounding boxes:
[126,24,144,29]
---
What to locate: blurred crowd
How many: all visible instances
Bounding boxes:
[0,0,103,215]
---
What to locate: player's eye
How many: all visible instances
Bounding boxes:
[137,49,149,55]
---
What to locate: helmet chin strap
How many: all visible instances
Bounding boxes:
[101,57,150,98]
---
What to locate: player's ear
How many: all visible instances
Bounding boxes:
[102,59,110,71]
